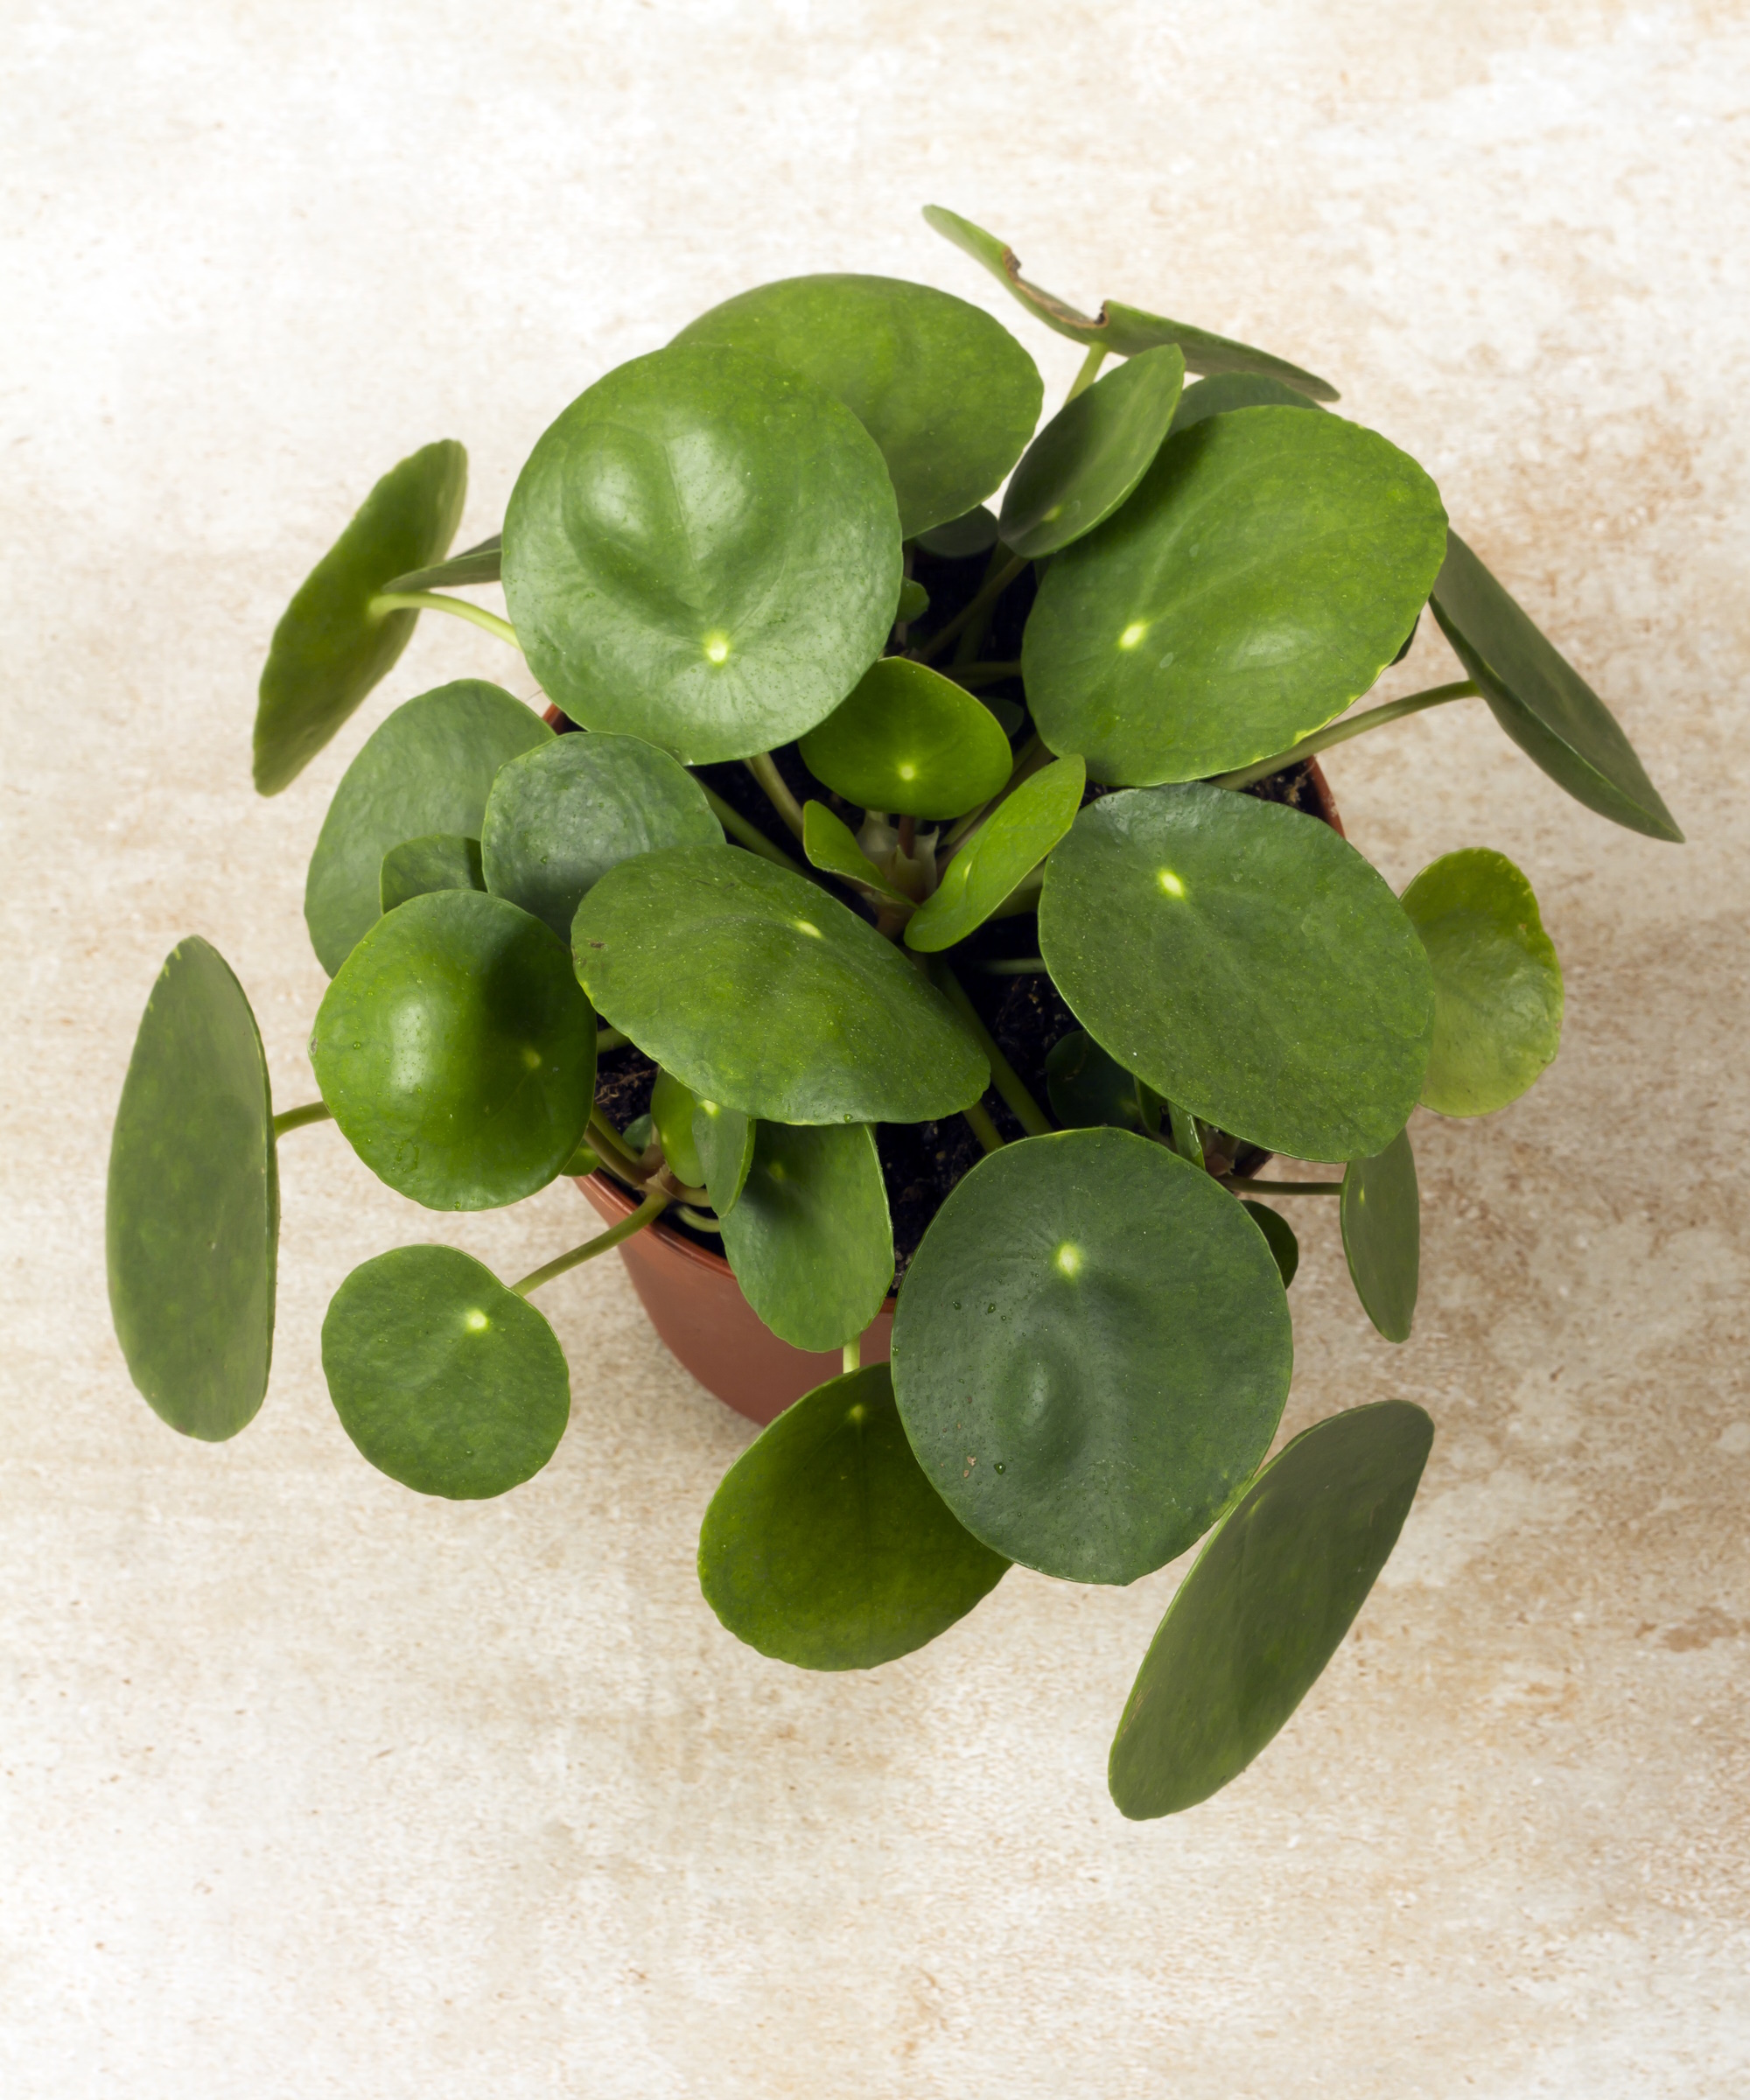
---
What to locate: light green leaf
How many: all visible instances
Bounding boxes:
[719,1121,893,1351]
[802,800,913,909]
[382,531,501,593]
[916,506,998,558]
[380,833,485,914]
[650,1067,705,1187]
[1341,1125,1419,1342]
[1168,373,1324,435]
[1000,344,1185,558]
[896,578,930,625]
[692,1098,755,1214]
[799,657,1013,820]
[1240,1200,1299,1289]
[905,756,1085,953]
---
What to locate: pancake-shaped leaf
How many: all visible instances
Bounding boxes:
[107,938,276,1441]
[905,756,1085,952]
[1044,1029,1144,1131]
[573,844,987,1123]
[800,658,1012,820]
[1024,408,1447,785]
[1340,1125,1419,1342]
[380,832,485,913]
[1401,849,1564,1116]
[481,731,720,942]
[304,681,551,976]
[1000,345,1185,558]
[650,1067,704,1187]
[802,800,913,910]
[922,206,1338,400]
[1430,530,1682,842]
[891,1128,1292,1585]
[254,439,467,794]
[382,531,502,593]
[1169,373,1324,435]
[692,1097,755,1214]
[322,1245,568,1499]
[503,346,900,764]
[916,506,999,558]
[719,1122,893,1351]
[673,274,1042,538]
[312,890,596,1210]
[1108,1400,1432,1817]
[699,1364,1008,1670]
[1040,785,1433,1162]
[1240,1200,1299,1289]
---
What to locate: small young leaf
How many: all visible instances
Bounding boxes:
[1108,1401,1433,1817]
[107,938,276,1441]
[380,833,485,913]
[895,578,930,625]
[312,891,596,1210]
[698,1364,1009,1670]
[480,731,721,942]
[1401,848,1564,1116]
[891,1129,1292,1586]
[650,1067,705,1187]
[799,657,1013,820]
[718,1122,894,1352]
[1168,372,1324,436]
[692,1098,755,1214]
[802,800,913,910]
[1341,1125,1419,1342]
[905,756,1085,953]
[1240,1200,1299,1288]
[322,1245,569,1499]
[381,531,502,594]
[1044,1030,1144,1131]
[999,344,1185,559]
[915,506,999,558]
[254,439,467,794]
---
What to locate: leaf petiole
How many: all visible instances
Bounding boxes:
[1208,681,1479,790]
[962,1099,1006,1154]
[510,1189,669,1298]
[696,780,805,872]
[368,590,522,651]
[1064,343,1108,402]
[743,752,808,842]
[930,962,1053,1137]
[914,551,1029,666]
[272,1101,332,1137]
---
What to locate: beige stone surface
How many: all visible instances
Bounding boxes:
[4,3,1747,2091]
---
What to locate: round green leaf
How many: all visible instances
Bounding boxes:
[1340,1125,1419,1342]
[799,657,1013,820]
[1023,408,1447,785]
[1169,372,1324,435]
[480,731,721,942]
[1108,1400,1433,1818]
[999,345,1186,559]
[1044,1030,1144,1131]
[1430,530,1683,843]
[382,531,501,594]
[107,938,276,1441]
[699,1364,1008,1670]
[802,800,914,910]
[1240,1200,1299,1289]
[322,1244,568,1499]
[254,439,467,795]
[672,275,1042,539]
[502,346,900,764]
[719,1122,893,1351]
[1040,784,1434,1162]
[312,890,596,1210]
[1401,848,1564,1116]
[650,1067,705,1187]
[916,506,998,558]
[304,681,551,976]
[380,832,485,914]
[573,844,987,1124]
[896,578,930,625]
[692,1097,755,1214]
[905,756,1086,953]
[891,1128,1292,1586]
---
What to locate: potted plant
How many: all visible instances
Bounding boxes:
[107,206,1680,1821]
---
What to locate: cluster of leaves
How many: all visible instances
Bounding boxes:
[107,210,1679,1818]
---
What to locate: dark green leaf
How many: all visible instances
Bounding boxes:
[719,1122,893,1350]
[915,506,999,558]
[891,1128,1292,1585]
[692,1098,755,1214]
[573,844,987,1123]
[1000,344,1185,558]
[1040,784,1434,1162]
[382,531,502,593]
[1340,1125,1419,1342]
[380,832,485,913]
[799,657,1013,819]
[699,1363,1008,1670]
[254,439,467,794]
[1240,1200,1299,1288]
[921,206,1339,399]
[650,1067,704,1187]
[1165,1096,1203,1167]
[1401,848,1564,1116]
[1108,1400,1432,1817]
[905,756,1085,952]
[1024,408,1448,784]
[896,578,930,625]
[673,275,1042,538]
[1430,530,1682,842]
[502,346,900,763]
[802,800,913,909]
[322,1244,569,1499]
[480,730,721,942]
[1168,373,1324,436]
[304,680,551,976]
[1044,1029,1144,1130]
[312,890,596,1209]
[107,938,276,1441]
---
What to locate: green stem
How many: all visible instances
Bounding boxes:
[930,962,1052,1138]
[962,1099,1006,1154]
[1208,681,1480,790]
[915,551,1029,667]
[676,1205,722,1234]
[843,1336,861,1374]
[271,1101,332,1138]
[1228,1176,1343,1196]
[976,956,1046,975]
[940,732,1048,858]
[368,591,522,651]
[587,1110,647,1179]
[697,781,804,872]
[744,752,808,843]
[1065,344,1107,402]
[596,1026,628,1054]
[948,662,1024,688]
[510,1190,668,1298]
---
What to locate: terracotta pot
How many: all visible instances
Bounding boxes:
[574,755,1341,1425]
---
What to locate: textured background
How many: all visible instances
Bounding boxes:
[4,4,1746,2093]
